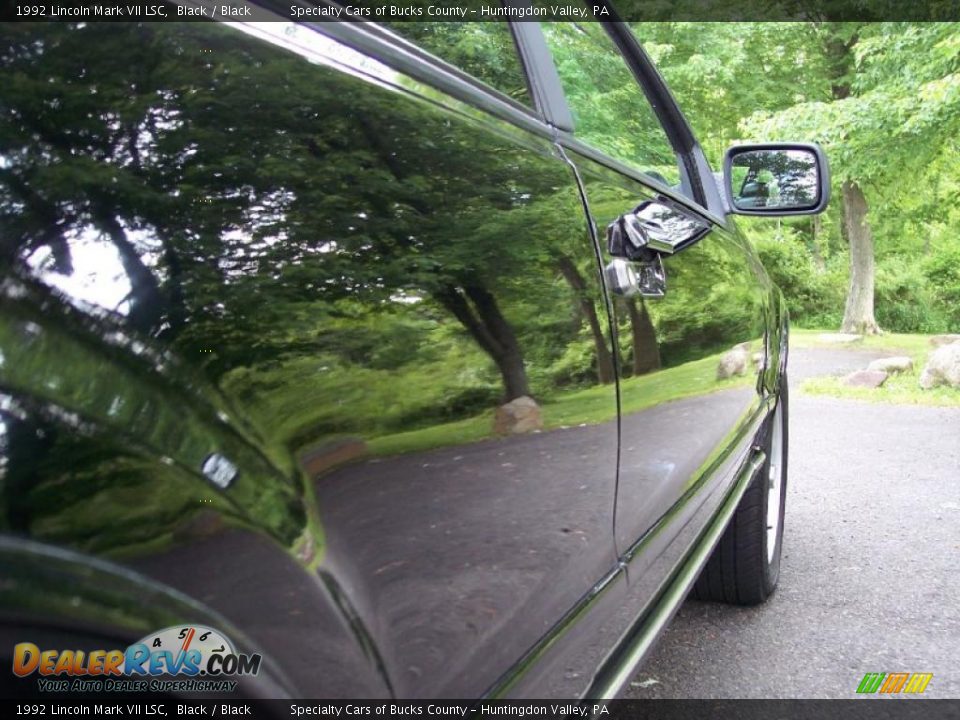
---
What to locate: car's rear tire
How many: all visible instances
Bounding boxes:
[692,379,788,606]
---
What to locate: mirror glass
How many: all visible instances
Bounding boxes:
[729,148,820,211]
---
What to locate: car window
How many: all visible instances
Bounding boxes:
[538,8,682,189]
[380,22,532,107]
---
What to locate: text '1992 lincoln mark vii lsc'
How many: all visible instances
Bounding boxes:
[0,0,829,702]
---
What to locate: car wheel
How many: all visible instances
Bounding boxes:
[692,379,788,605]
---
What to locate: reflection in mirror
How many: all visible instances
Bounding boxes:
[729,148,820,211]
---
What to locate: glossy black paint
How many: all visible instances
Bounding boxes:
[0,15,789,700]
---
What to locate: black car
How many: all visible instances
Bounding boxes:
[0,2,829,701]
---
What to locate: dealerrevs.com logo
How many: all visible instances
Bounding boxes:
[13,625,262,693]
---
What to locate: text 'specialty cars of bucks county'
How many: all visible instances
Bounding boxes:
[0,0,829,701]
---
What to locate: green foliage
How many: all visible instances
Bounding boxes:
[534,337,599,391]
[651,239,759,364]
[380,22,531,104]
[631,22,830,163]
[922,245,960,331]
[6,19,960,471]
[543,21,680,182]
[745,222,957,335]
[743,23,960,183]
[640,19,960,336]
[747,225,845,329]
[874,259,949,333]
[221,310,504,452]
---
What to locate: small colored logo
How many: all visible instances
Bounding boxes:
[13,625,261,681]
[857,672,933,694]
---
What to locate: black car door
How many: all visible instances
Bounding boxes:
[0,16,621,698]
[535,13,773,576]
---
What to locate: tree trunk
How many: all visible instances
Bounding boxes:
[556,255,614,385]
[1,416,54,533]
[627,297,661,376]
[822,28,879,335]
[493,349,529,401]
[465,284,530,400]
[0,168,74,274]
[839,180,881,335]
[91,206,164,334]
[433,283,531,401]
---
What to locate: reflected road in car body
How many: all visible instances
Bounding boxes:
[0,17,777,699]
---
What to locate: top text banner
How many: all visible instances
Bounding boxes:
[4,0,959,21]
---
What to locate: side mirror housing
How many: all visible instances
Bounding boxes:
[723,142,830,216]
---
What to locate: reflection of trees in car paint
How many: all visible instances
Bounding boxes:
[0,18,791,700]
[0,23,597,418]
[0,22,621,544]
[564,145,768,558]
[0,20,626,697]
[0,20,770,529]
[538,13,684,189]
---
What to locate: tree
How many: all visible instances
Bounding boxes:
[557,254,615,384]
[823,23,879,334]
[625,298,661,376]
[743,22,960,334]
[1,21,606,411]
[630,22,830,162]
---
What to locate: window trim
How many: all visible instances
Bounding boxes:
[509,16,574,132]
[597,9,727,218]
[527,14,699,205]
[243,0,552,140]
[509,0,728,221]
[254,0,728,223]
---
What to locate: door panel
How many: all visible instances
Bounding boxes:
[563,154,770,555]
[534,10,773,560]
[0,20,618,697]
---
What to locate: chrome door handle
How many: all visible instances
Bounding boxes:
[604,256,666,299]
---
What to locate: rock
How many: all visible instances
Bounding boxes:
[173,509,224,541]
[293,532,316,566]
[300,437,367,479]
[717,345,750,379]
[752,352,765,366]
[842,369,888,388]
[866,356,913,374]
[929,334,960,348]
[493,396,543,435]
[818,333,863,344]
[919,342,960,389]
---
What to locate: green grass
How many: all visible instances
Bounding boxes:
[791,328,935,354]
[793,329,960,406]
[803,375,960,406]
[262,328,960,462]
[366,412,498,456]
[368,351,751,456]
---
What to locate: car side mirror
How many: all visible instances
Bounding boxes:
[723,143,830,216]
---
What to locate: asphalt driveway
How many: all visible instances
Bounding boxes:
[626,347,960,699]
